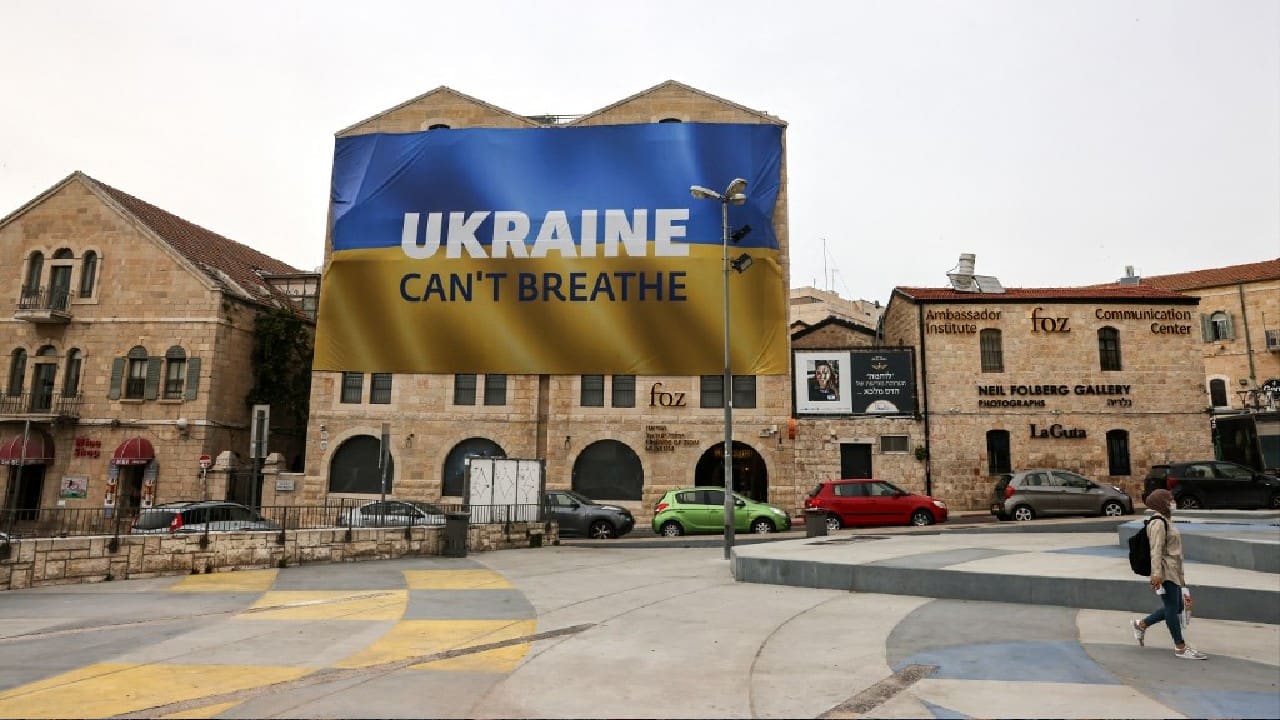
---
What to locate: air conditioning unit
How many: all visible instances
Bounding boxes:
[1267,329,1280,352]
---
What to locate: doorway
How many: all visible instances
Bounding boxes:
[116,465,145,517]
[694,441,768,501]
[840,443,872,479]
[5,465,46,519]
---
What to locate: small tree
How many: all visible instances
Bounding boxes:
[246,306,314,437]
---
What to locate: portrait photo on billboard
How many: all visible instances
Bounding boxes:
[795,351,853,415]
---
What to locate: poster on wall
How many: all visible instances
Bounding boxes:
[794,350,853,415]
[314,122,788,376]
[60,476,88,499]
[848,349,917,415]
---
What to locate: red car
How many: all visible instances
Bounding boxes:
[805,479,948,530]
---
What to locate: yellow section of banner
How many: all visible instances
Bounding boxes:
[313,244,787,375]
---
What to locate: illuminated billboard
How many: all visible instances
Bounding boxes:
[313,123,787,375]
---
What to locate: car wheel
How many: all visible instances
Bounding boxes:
[750,518,776,534]
[1101,500,1125,517]
[825,514,842,532]
[588,520,615,540]
[1270,493,1280,510]
[1012,505,1036,521]
[660,521,684,537]
[1176,494,1203,510]
[910,510,934,526]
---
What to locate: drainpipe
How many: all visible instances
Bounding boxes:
[1238,283,1256,385]
[917,303,932,496]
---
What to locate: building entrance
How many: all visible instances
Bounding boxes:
[840,443,872,479]
[694,441,768,502]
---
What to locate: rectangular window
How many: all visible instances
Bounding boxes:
[980,329,1003,373]
[1098,328,1122,371]
[484,374,507,405]
[340,372,363,404]
[700,375,724,408]
[370,373,393,404]
[880,435,910,453]
[732,375,756,409]
[612,375,636,408]
[581,375,604,407]
[163,359,186,399]
[125,358,147,399]
[986,429,1011,474]
[453,374,476,405]
[1106,430,1131,476]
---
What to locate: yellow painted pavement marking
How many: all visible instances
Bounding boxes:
[159,700,244,718]
[0,662,307,719]
[240,590,408,621]
[335,619,535,671]
[403,568,513,590]
[168,570,279,593]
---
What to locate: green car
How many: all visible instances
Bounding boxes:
[651,487,792,536]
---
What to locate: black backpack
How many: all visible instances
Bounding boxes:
[1128,515,1166,576]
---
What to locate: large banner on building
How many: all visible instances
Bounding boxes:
[313,123,787,375]
[794,348,917,416]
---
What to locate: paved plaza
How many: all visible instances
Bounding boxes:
[0,521,1276,718]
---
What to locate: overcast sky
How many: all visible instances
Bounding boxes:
[2,0,1276,303]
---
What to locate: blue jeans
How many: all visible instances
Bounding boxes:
[1142,580,1185,645]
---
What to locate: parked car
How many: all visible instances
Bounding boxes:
[545,490,635,539]
[805,479,948,530]
[131,501,280,534]
[1143,461,1280,510]
[991,469,1134,521]
[339,500,446,528]
[651,488,791,536]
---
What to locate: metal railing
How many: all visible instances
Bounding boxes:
[0,392,83,416]
[0,501,548,541]
[16,286,71,312]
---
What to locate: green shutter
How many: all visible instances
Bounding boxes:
[1199,315,1213,341]
[184,357,201,400]
[1222,314,1235,340]
[143,357,163,400]
[108,357,124,400]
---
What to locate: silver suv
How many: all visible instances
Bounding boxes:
[131,501,280,534]
[991,469,1134,521]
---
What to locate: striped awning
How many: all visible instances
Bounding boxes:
[111,437,155,466]
[0,433,53,466]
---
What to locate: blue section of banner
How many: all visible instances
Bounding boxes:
[330,123,783,253]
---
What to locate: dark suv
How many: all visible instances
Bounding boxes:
[1143,461,1280,510]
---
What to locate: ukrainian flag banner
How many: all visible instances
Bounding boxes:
[314,122,787,375]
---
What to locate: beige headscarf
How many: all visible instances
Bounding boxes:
[1145,488,1174,518]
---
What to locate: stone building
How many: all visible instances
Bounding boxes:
[0,172,309,525]
[880,281,1213,508]
[302,82,804,522]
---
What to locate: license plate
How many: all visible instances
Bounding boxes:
[990,504,1001,513]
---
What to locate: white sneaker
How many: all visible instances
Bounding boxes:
[1174,646,1208,660]
[1130,619,1145,646]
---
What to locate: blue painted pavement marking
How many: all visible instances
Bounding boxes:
[895,640,1120,684]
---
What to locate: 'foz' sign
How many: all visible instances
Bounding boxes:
[649,382,687,407]
[1030,307,1071,333]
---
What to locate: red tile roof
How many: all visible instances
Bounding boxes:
[84,174,302,304]
[1115,258,1280,291]
[894,285,1195,302]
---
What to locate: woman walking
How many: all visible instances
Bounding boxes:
[1130,489,1207,659]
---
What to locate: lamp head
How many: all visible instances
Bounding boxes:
[726,178,747,196]
[690,185,720,201]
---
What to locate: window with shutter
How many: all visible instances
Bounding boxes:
[108,357,125,400]
[184,358,201,400]
[143,357,163,400]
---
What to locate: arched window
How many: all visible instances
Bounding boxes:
[441,438,506,497]
[125,345,148,399]
[30,346,57,412]
[980,329,1003,372]
[1209,378,1228,407]
[986,429,1011,474]
[7,348,27,395]
[1106,429,1131,476]
[328,435,395,494]
[572,440,643,500]
[427,123,451,130]
[79,251,98,298]
[164,346,187,399]
[63,349,83,397]
[52,248,73,259]
[658,117,683,123]
[23,252,43,296]
[1098,327,1122,371]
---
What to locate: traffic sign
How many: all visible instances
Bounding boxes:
[199,454,212,470]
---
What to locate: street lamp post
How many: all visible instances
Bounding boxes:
[691,178,748,560]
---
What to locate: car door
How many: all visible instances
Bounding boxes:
[867,481,911,525]
[670,490,701,531]
[1051,471,1095,514]
[1019,472,1062,516]
[695,489,727,532]
[547,492,585,535]
[1211,462,1260,507]
[832,482,869,526]
[1180,463,1217,507]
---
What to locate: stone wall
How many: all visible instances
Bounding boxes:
[0,521,556,592]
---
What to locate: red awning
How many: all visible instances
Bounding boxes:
[0,433,53,466]
[111,437,155,466]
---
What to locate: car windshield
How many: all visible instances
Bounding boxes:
[132,510,177,530]
[562,491,597,505]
